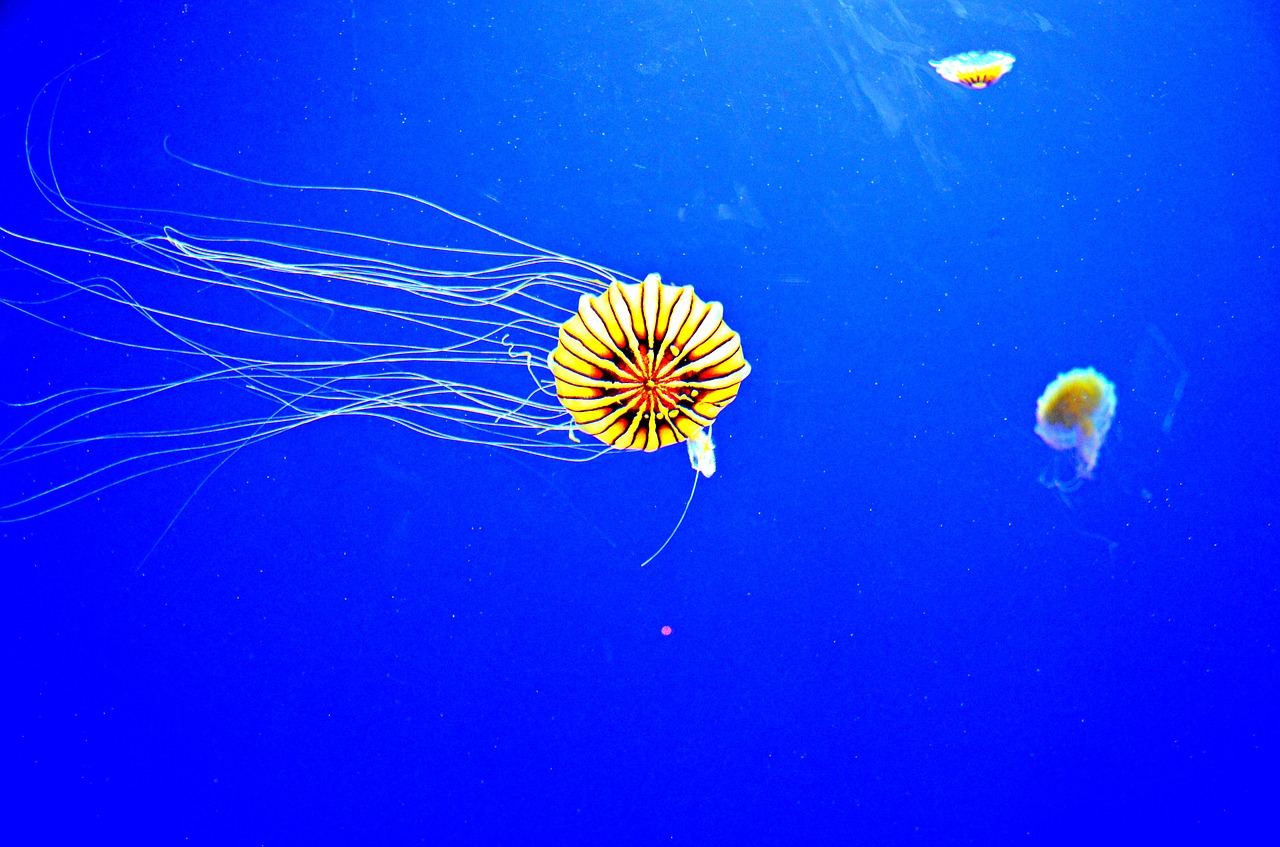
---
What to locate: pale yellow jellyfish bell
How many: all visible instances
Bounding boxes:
[1035,367,1117,488]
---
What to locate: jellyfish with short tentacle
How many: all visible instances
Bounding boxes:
[930,51,1016,89]
[1035,367,1117,485]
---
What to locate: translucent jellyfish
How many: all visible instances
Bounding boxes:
[929,50,1016,89]
[1035,367,1117,484]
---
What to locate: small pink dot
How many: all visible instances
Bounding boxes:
[661,625,673,636]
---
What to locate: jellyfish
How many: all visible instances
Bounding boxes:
[1035,367,1117,485]
[0,89,750,522]
[929,51,1016,89]
[550,273,749,455]
[685,428,717,480]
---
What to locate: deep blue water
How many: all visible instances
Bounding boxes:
[2,1,1277,842]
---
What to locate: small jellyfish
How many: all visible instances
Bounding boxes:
[1035,367,1117,484]
[929,51,1016,89]
[686,428,717,478]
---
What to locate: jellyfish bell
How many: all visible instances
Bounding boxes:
[549,273,749,458]
[1035,367,1117,488]
[929,51,1016,89]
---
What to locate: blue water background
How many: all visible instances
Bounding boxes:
[2,1,1277,841]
